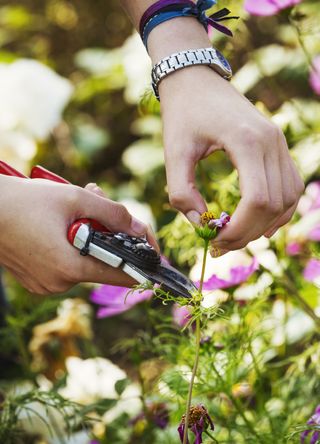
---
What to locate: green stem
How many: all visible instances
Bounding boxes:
[204,429,219,442]
[211,363,263,443]
[283,275,320,330]
[182,240,209,444]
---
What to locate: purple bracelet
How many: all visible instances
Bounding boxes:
[139,0,238,49]
[139,0,194,36]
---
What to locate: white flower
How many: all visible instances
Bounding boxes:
[234,272,273,301]
[121,32,151,104]
[103,383,142,424]
[60,357,142,423]
[201,289,229,308]
[60,357,126,404]
[0,130,36,174]
[0,59,73,140]
[287,209,320,242]
[247,237,282,276]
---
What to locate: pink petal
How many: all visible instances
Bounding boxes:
[201,258,259,291]
[244,0,302,16]
[308,226,320,241]
[303,259,320,283]
[91,284,153,318]
[286,242,302,256]
[310,56,320,95]
[172,304,192,327]
[244,0,280,16]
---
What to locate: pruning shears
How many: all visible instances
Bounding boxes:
[0,160,197,298]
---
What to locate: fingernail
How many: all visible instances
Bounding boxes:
[210,243,229,258]
[93,186,105,197]
[265,228,277,238]
[186,210,201,225]
[131,217,147,236]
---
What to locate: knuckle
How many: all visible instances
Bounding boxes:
[66,186,83,208]
[268,199,283,215]
[237,124,262,146]
[111,203,130,222]
[169,191,188,210]
[246,193,269,211]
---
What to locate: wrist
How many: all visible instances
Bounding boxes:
[147,17,211,63]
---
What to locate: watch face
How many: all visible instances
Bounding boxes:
[215,49,232,74]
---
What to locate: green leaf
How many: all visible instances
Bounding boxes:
[115,378,130,396]
[80,398,118,415]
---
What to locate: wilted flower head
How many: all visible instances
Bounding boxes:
[178,404,214,444]
[195,211,230,241]
[301,405,320,444]
[244,0,302,16]
[131,402,169,431]
[90,285,153,318]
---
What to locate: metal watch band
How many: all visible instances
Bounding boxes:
[151,47,232,100]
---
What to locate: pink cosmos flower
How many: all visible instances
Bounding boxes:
[172,304,192,328]
[303,259,320,284]
[198,258,259,291]
[90,285,153,318]
[286,241,302,256]
[244,0,302,16]
[310,56,320,96]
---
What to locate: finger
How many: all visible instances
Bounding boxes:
[264,156,304,237]
[214,149,271,250]
[77,189,146,236]
[73,255,136,287]
[76,189,160,250]
[85,183,107,198]
[164,143,207,224]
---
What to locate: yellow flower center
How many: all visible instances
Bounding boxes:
[200,211,216,226]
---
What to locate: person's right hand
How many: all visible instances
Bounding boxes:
[0,175,157,295]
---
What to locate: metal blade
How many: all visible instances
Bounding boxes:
[125,259,198,299]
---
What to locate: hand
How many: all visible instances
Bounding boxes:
[148,19,304,253]
[0,176,158,294]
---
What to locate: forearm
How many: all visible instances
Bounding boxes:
[120,1,210,62]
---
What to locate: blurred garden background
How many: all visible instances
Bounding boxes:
[0,0,320,443]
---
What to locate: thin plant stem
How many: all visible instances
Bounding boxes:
[211,363,263,443]
[283,274,320,330]
[204,429,219,442]
[182,240,209,444]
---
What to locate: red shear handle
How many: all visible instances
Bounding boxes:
[0,160,28,178]
[67,219,109,244]
[31,165,70,184]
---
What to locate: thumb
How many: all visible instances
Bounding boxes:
[165,148,207,224]
[77,188,148,237]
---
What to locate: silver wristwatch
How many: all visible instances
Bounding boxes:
[151,47,232,101]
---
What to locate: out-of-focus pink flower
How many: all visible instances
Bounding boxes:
[309,226,320,241]
[90,285,153,318]
[303,259,320,284]
[298,181,320,216]
[310,56,320,96]
[199,258,259,291]
[286,241,302,256]
[172,304,192,328]
[244,0,302,16]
